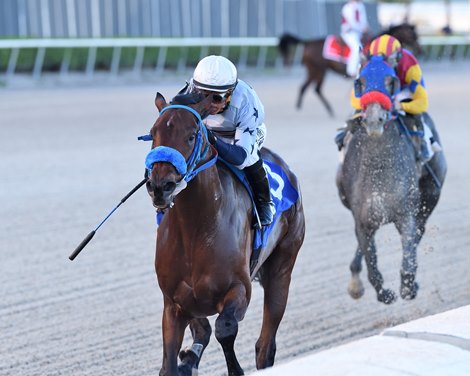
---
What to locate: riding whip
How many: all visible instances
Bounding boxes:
[68,177,148,261]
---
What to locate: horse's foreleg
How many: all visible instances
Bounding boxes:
[348,247,364,299]
[297,78,313,109]
[178,318,211,375]
[255,244,298,370]
[215,283,249,376]
[356,225,396,304]
[160,299,189,376]
[314,77,334,117]
[396,216,419,300]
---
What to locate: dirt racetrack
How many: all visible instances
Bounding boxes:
[1,62,469,375]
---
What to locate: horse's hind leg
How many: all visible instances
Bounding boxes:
[215,283,249,376]
[178,318,211,375]
[255,226,303,369]
[356,226,396,304]
[348,247,364,299]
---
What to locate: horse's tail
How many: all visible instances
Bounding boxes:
[278,33,304,67]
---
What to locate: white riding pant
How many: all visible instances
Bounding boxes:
[342,32,362,77]
[239,123,267,169]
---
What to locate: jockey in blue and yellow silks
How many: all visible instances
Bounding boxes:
[351,34,428,115]
[337,34,441,163]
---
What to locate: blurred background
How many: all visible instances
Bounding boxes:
[1,2,470,375]
[0,0,469,86]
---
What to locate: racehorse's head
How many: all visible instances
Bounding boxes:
[355,56,400,137]
[388,23,422,56]
[145,92,213,209]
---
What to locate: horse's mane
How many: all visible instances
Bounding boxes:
[171,93,205,106]
[386,22,415,34]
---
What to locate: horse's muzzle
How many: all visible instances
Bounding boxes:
[146,176,178,209]
[364,122,385,137]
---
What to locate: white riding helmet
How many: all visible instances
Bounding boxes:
[192,55,238,93]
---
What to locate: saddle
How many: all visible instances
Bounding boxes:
[323,35,350,63]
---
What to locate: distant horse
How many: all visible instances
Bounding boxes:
[336,57,446,304]
[145,93,305,375]
[278,23,421,116]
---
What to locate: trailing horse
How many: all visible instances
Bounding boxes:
[278,23,421,116]
[335,56,447,304]
[144,93,305,375]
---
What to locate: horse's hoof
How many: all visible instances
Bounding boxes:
[401,281,419,300]
[377,288,396,304]
[348,276,364,299]
[401,272,419,300]
[178,349,199,376]
[177,363,197,376]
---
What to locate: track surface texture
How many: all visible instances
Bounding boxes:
[1,62,469,375]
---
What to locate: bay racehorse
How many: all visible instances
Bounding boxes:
[278,23,421,116]
[336,56,447,304]
[145,92,305,375]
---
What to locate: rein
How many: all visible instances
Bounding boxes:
[144,104,218,183]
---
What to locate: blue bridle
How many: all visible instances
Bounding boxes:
[144,104,217,182]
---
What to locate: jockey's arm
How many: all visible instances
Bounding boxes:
[232,103,263,169]
[212,138,247,166]
[350,88,361,111]
[400,65,428,115]
[212,101,262,169]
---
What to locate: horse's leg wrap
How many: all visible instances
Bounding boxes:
[178,318,211,375]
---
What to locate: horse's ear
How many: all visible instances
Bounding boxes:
[192,95,213,119]
[155,92,168,112]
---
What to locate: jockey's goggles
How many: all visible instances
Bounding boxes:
[200,89,232,103]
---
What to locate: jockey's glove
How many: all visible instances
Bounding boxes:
[393,96,404,112]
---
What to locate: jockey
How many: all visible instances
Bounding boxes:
[182,55,275,227]
[341,0,369,77]
[362,34,439,160]
[337,34,441,163]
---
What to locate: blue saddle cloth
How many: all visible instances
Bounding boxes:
[218,159,299,250]
[156,158,299,252]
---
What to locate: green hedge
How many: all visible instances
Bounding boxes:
[0,45,281,73]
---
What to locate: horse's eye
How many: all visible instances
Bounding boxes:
[188,134,196,143]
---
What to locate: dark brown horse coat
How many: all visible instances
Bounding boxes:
[146,93,305,376]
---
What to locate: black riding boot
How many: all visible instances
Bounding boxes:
[411,115,431,163]
[244,159,275,227]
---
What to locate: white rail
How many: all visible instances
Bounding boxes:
[0,36,469,81]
